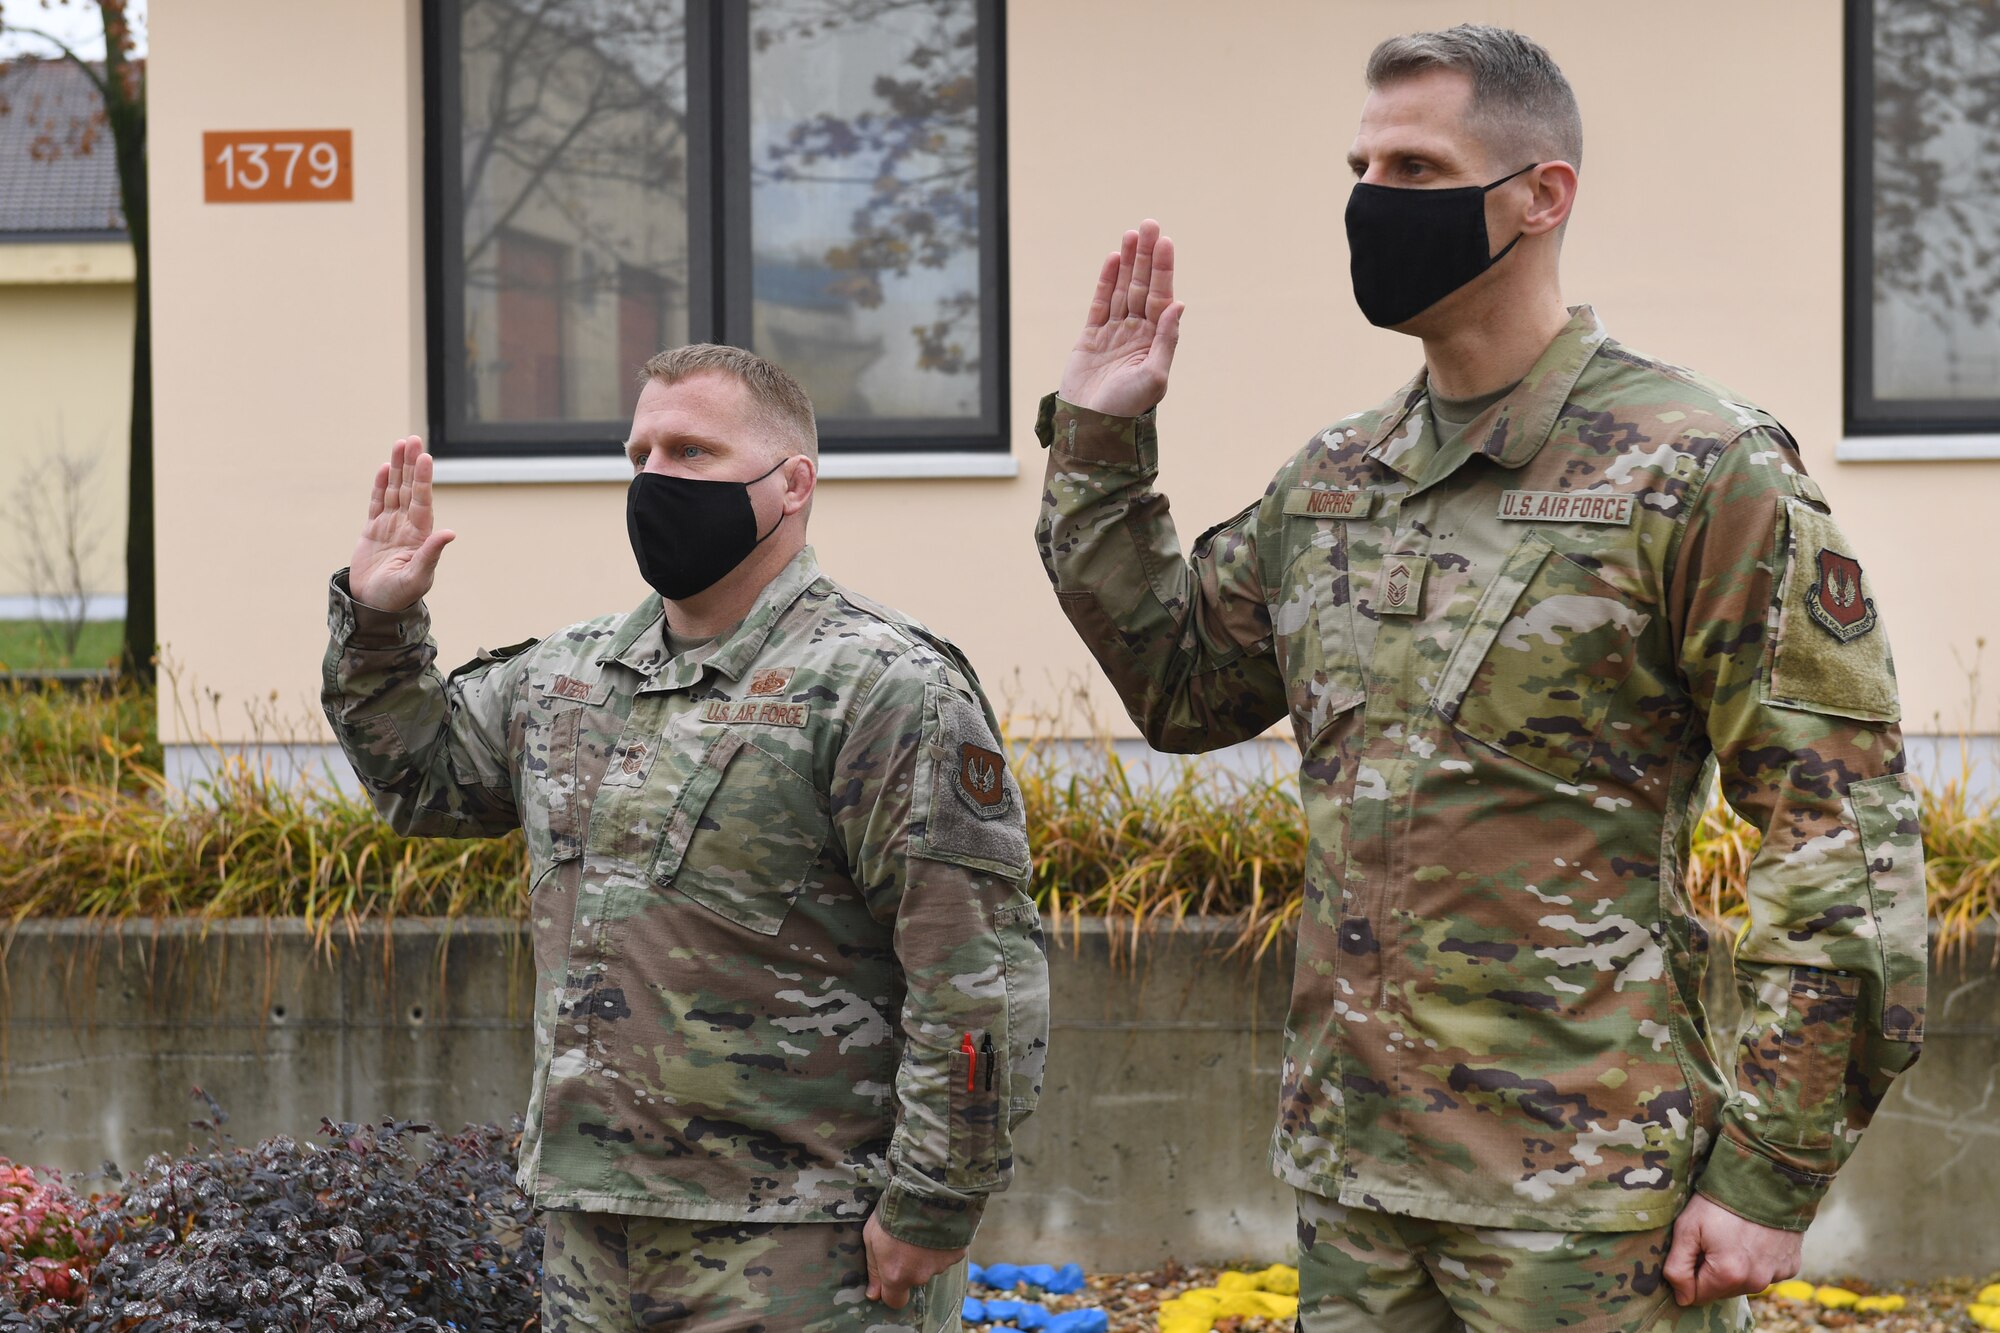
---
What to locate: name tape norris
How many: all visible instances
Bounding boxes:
[1285,488,1375,519]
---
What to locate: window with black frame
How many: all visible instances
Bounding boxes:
[1848,0,2000,437]
[427,0,1006,458]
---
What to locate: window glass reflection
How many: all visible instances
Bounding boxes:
[457,0,691,425]
[749,0,985,420]
[1870,0,2000,403]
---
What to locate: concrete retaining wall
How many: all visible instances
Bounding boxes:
[2,918,1994,1276]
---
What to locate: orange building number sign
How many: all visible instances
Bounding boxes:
[203,130,353,203]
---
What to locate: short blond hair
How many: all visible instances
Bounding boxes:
[640,343,818,461]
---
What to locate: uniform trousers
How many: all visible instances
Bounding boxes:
[1295,1191,1755,1333]
[542,1209,966,1333]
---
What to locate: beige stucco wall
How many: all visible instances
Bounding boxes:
[0,242,133,602]
[148,0,1998,746]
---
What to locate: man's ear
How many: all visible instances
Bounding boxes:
[1521,161,1579,237]
[782,455,817,517]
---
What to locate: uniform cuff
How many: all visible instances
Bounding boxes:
[329,569,430,650]
[1034,392,1157,469]
[1693,1131,1833,1233]
[876,1182,984,1251]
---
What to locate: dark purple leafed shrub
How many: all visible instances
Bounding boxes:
[0,1100,541,1332]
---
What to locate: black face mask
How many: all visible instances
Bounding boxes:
[626,457,791,602]
[1345,163,1538,328]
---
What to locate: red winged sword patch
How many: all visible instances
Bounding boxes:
[1807,548,1877,643]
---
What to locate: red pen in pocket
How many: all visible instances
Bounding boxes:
[961,1032,976,1091]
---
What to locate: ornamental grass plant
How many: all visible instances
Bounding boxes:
[1,677,1997,957]
[0,678,521,936]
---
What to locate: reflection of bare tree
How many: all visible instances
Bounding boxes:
[1873,0,2000,344]
[755,0,983,376]
[456,0,691,420]
[460,0,687,274]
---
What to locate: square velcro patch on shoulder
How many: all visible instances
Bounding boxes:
[917,683,1030,878]
[1767,499,1900,723]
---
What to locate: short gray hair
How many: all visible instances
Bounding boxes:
[1366,24,1582,170]
[640,343,819,461]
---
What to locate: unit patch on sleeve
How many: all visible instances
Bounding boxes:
[1765,498,1899,724]
[1807,548,1877,643]
[916,683,1030,876]
[957,742,1009,819]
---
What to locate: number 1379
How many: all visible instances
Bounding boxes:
[203,131,353,203]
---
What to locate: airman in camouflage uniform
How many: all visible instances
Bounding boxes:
[324,346,1047,1332]
[1037,24,1921,1333]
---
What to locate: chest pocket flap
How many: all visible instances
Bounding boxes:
[650,729,828,935]
[1432,531,1651,782]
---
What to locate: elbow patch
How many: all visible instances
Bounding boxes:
[912,684,1030,879]
[1765,500,1899,723]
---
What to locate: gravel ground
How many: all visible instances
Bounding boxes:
[972,1265,2000,1333]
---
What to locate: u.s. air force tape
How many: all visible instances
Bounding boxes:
[1497,490,1635,525]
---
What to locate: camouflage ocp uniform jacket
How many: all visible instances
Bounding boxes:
[1035,307,1924,1234]
[322,547,1049,1250]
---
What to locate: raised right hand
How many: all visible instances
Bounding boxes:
[348,436,455,612]
[1059,218,1184,418]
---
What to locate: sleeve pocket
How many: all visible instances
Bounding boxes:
[1851,771,1927,1042]
[1739,966,1860,1150]
[946,1049,1001,1189]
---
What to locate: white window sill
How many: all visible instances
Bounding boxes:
[432,451,1020,485]
[1835,435,2000,463]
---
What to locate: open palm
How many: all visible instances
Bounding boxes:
[1061,219,1184,417]
[349,436,456,612]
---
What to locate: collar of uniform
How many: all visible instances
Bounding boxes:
[1361,305,1608,478]
[1358,375,1433,481]
[599,547,824,686]
[1476,305,1608,469]
[701,546,824,683]
[601,593,667,677]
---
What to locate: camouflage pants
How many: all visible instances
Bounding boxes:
[542,1210,967,1333]
[1294,1191,1755,1333]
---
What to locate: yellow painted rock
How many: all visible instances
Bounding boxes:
[1814,1286,1859,1309]
[1767,1279,1816,1302]
[1967,1303,2000,1332]
[1852,1294,1905,1314]
[1980,1285,2000,1306]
